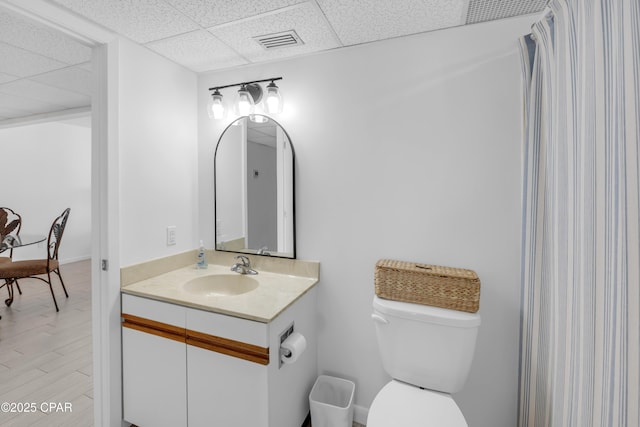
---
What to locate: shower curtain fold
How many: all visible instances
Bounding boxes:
[518,0,640,426]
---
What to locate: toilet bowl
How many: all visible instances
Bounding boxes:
[367,380,467,427]
[368,296,481,426]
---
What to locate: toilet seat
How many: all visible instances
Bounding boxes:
[367,380,468,427]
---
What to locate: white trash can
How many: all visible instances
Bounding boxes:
[309,375,355,427]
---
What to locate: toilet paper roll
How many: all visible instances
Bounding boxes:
[280,332,307,365]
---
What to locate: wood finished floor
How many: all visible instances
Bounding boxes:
[0,259,93,427]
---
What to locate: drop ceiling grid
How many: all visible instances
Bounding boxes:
[0,42,68,78]
[0,72,18,84]
[29,67,92,97]
[208,2,340,63]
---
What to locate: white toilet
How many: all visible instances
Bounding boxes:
[367,296,481,426]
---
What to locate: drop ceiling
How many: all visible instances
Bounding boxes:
[0,0,547,125]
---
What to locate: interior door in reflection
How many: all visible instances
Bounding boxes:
[246,140,277,251]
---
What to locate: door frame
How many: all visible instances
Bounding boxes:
[0,1,122,425]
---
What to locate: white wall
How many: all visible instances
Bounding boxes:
[0,120,91,263]
[199,16,534,427]
[118,38,199,267]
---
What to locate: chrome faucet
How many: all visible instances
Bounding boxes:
[257,246,271,256]
[230,255,258,275]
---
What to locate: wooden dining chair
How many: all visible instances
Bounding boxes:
[0,208,71,312]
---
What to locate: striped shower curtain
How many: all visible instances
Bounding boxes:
[518,0,640,426]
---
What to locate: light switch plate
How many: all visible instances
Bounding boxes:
[167,226,176,246]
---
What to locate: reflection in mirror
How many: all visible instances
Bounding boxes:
[215,115,295,258]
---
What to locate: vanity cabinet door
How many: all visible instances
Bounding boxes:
[122,295,187,427]
[186,307,269,427]
[187,345,268,427]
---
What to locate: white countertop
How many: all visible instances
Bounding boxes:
[121,263,319,323]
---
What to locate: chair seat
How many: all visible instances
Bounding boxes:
[0,259,58,279]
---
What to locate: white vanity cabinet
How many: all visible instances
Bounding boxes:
[121,286,317,427]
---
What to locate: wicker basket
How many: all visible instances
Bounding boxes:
[374,259,480,313]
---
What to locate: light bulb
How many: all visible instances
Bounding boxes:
[209,90,225,119]
[263,81,283,114]
[236,85,255,116]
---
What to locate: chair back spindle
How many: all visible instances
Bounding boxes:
[48,208,70,264]
[0,207,22,257]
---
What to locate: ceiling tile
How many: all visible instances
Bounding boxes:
[146,30,248,72]
[50,0,200,43]
[0,8,91,65]
[209,2,341,63]
[167,0,302,27]
[30,67,92,96]
[316,0,467,46]
[0,79,91,109]
[0,42,68,78]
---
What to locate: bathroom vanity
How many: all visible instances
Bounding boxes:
[120,251,319,427]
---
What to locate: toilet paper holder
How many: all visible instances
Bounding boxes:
[279,323,294,368]
[280,348,292,358]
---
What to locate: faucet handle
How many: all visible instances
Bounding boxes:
[235,255,250,266]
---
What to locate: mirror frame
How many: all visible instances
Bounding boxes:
[214,115,296,259]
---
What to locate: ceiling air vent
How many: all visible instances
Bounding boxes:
[254,30,304,50]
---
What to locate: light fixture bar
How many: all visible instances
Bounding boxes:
[208,77,282,92]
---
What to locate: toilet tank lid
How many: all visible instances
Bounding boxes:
[373,296,481,327]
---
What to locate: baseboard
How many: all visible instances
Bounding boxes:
[60,255,91,265]
[354,404,369,425]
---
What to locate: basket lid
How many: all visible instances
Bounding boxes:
[373,296,481,327]
[376,259,479,281]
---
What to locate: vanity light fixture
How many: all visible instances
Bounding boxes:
[208,77,283,120]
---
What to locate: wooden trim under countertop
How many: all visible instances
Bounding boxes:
[121,313,186,343]
[186,329,269,365]
[121,313,269,365]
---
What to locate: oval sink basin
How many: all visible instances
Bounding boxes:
[183,274,259,297]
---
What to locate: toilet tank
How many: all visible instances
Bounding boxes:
[372,296,481,394]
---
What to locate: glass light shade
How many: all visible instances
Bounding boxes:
[208,90,226,119]
[264,81,283,114]
[236,85,255,115]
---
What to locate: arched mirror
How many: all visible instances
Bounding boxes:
[214,115,295,258]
